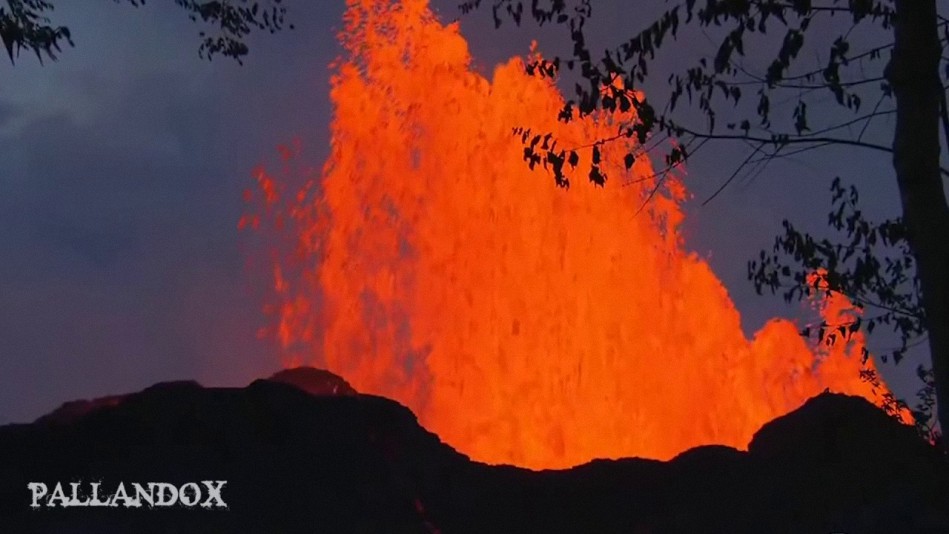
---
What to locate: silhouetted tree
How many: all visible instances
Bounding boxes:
[0,0,292,64]
[462,0,948,444]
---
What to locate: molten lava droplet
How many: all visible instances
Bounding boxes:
[245,0,891,469]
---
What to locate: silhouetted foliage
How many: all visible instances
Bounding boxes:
[750,177,921,364]
[0,0,292,65]
[462,0,949,444]
[746,176,939,440]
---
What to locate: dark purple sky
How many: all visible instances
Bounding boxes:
[0,0,942,424]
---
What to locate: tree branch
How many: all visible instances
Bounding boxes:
[670,125,949,177]
[702,141,766,205]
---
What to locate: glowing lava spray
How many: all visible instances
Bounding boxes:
[243,0,889,469]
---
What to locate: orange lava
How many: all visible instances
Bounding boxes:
[243,0,891,469]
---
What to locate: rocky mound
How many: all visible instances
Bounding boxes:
[0,367,945,533]
[267,367,358,396]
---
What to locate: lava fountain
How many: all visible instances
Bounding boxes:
[242,0,891,469]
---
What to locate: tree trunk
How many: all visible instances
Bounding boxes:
[889,0,949,443]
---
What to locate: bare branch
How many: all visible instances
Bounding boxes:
[701,141,766,205]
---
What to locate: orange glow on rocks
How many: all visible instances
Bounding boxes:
[244,0,891,469]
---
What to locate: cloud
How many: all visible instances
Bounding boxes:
[0,100,19,130]
[0,0,351,423]
[0,62,279,422]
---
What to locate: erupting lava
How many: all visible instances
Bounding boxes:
[242,0,892,469]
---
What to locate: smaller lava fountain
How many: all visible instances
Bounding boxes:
[242,0,894,470]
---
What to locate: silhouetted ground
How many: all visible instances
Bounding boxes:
[0,367,946,533]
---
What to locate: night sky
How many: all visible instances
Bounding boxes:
[0,0,942,424]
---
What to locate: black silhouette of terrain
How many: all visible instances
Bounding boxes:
[0,367,947,533]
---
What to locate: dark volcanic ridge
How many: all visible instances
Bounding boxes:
[1,367,947,533]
